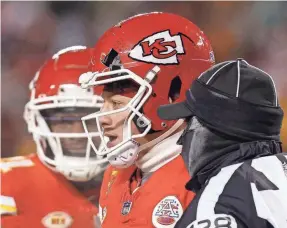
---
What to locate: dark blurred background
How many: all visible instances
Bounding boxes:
[1,1,287,157]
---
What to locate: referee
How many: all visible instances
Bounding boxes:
[158,59,287,228]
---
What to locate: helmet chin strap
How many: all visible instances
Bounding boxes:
[107,140,139,168]
[55,156,98,182]
[138,119,185,153]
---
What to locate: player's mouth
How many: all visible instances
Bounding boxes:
[63,146,87,156]
[62,141,87,154]
[105,133,119,148]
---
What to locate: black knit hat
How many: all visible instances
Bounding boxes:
[158,59,284,141]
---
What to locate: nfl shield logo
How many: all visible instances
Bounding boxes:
[121,201,132,215]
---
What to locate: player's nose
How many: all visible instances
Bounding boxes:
[71,121,85,133]
[99,115,112,130]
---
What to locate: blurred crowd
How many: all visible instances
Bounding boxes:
[1,1,287,157]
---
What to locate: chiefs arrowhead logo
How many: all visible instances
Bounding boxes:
[129,30,185,65]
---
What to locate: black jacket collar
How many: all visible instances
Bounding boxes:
[186,140,282,193]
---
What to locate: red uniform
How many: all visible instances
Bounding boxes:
[1,154,99,228]
[99,155,195,228]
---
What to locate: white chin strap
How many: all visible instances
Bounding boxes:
[107,139,139,168]
[55,156,106,182]
[107,119,184,169]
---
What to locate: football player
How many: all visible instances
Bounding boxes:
[79,12,215,227]
[1,46,108,227]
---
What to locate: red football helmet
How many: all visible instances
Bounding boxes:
[24,46,107,181]
[79,12,215,167]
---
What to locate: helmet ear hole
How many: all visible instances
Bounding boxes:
[168,76,182,102]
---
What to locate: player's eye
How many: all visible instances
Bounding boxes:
[111,100,124,109]
[44,116,81,123]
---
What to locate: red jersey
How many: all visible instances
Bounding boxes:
[1,154,99,228]
[99,155,195,228]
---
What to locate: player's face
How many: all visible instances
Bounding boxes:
[99,91,148,148]
[45,108,100,156]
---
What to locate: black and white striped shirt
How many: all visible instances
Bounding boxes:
[175,153,287,228]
